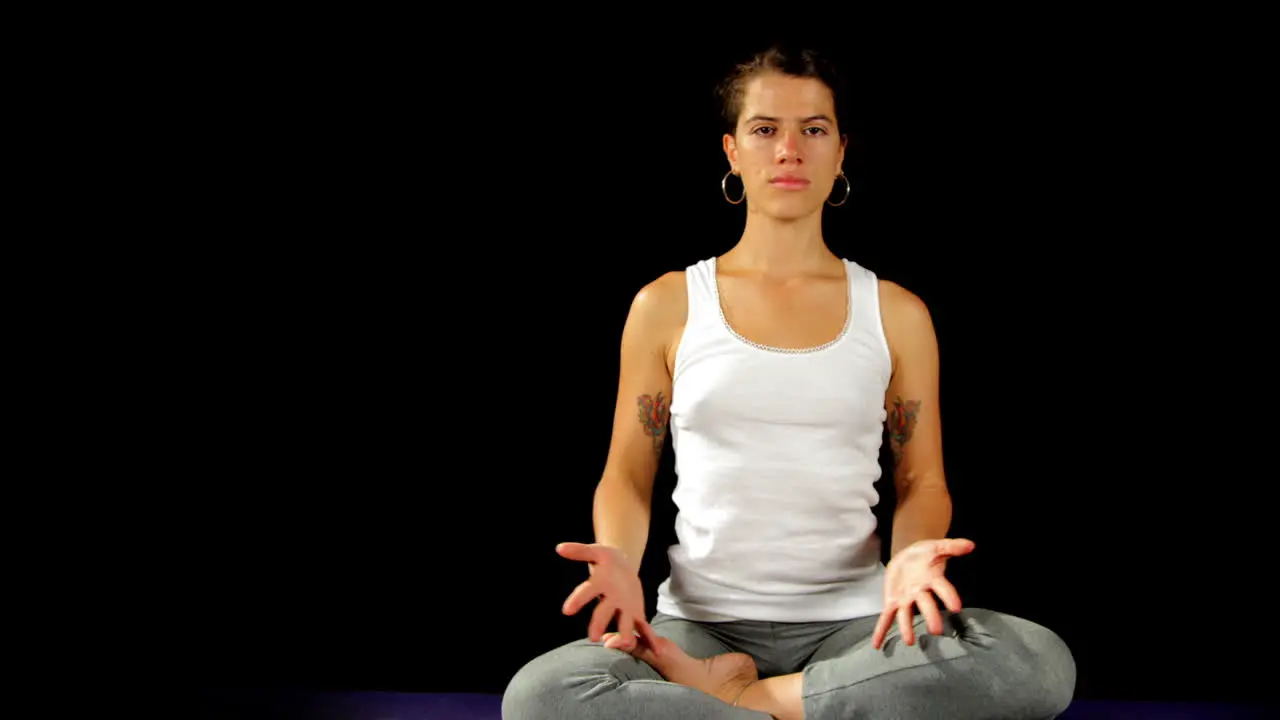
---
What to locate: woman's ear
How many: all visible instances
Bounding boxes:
[722,133,738,171]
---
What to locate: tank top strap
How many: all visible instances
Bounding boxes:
[682,258,719,331]
[843,259,893,376]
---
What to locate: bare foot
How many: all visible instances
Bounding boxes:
[603,631,758,705]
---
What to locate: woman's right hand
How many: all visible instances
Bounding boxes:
[557,542,661,653]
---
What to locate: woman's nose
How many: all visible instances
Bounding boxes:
[776,131,802,162]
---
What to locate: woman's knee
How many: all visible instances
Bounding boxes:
[962,609,1077,717]
[1014,618,1075,716]
[504,643,586,720]
[501,640,655,720]
[502,652,557,720]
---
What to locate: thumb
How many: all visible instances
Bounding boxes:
[938,538,975,557]
[556,542,597,562]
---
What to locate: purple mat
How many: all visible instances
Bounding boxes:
[197,689,1270,719]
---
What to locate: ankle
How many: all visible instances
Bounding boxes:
[731,680,757,707]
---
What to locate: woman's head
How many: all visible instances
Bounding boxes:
[717,45,849,219]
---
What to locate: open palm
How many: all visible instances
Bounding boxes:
[872,538,975,649]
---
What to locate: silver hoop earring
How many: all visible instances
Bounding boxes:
[827,172,851,207]
[721,169,745,205]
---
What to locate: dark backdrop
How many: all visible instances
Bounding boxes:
[182,24,1265,707]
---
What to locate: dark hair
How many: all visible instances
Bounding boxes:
[716,44,847,135]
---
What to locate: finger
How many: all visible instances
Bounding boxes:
[930,576,964,613]
[897,604,915,646]
[937,538,975,557]
[629,634,661,666]
[636,617,663,658]
[871,607,895,650]
[561,580,598,616]
[556,542,597,562]
[916,591,944,636]
[616,613,636,651]
[588,599,616,642]
[605,634,640,653]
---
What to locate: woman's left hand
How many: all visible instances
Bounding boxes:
[872,538,975,650]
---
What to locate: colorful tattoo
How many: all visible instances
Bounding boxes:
[888,395,921,467]
[637,392,670,458]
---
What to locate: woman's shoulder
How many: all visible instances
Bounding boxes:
[630,269,688,326]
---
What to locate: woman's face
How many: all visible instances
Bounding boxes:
[723,72,846,219]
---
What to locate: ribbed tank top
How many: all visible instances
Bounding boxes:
[654,256,893,623]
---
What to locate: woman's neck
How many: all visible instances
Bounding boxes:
[720,208,836,277]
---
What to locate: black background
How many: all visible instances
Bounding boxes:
[181,18,1268,709]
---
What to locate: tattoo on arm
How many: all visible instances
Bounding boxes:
[888,395,921,468]
[637,391,670,459]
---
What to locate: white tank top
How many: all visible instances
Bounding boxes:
[655,256,892,623]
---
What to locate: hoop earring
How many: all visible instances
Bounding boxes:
[721,169,745,205]
[827,172,851,207]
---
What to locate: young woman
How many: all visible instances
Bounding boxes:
[502,45,1076,720]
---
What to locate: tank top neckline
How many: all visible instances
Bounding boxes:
[707,256,854,356]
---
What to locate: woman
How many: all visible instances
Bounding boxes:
[502,45,1076,719]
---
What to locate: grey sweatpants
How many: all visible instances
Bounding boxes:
[502,607,1075,719]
